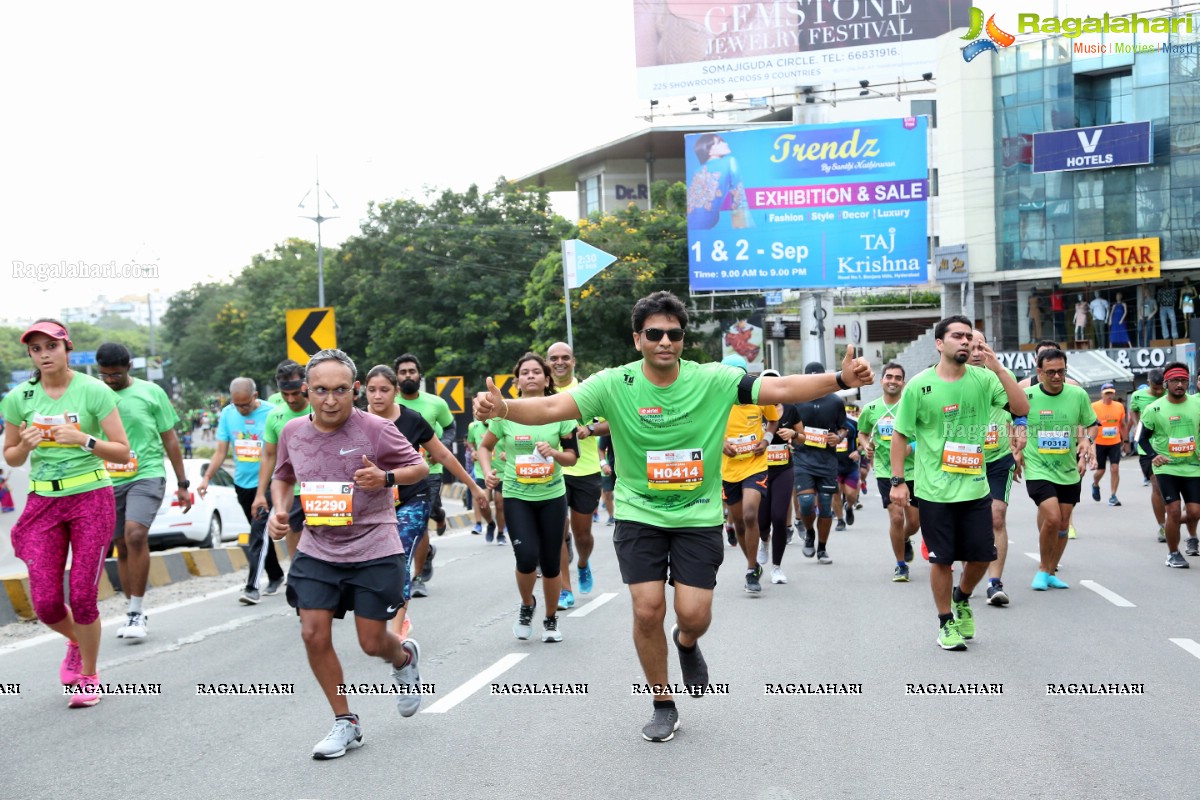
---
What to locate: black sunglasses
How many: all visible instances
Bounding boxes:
[638,327,685,342]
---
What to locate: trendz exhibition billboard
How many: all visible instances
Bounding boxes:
[685,117,929,291]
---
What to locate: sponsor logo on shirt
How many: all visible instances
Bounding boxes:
[514,435,532,442]
[639,407,663,415]
[1040,410,1054,416]
[942,404,959,414]
[1171,415,1182,422]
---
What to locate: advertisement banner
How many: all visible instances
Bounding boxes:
[934,244,968,285]
[633,0,971,99]
[1060,237,1160,284]
[686,117,929,291]
[1032,122,1153,174]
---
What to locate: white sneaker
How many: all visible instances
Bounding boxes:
[756,541,769,566]
[312,717,363,760]
[391,640,422,717]
[770,567,788,584]
[117,611,148,639]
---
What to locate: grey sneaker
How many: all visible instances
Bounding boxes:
[263,577,284,596]
[641,706,681,742]
[117,611,148,639]
[514,600,536,640]
[541,616,562,643]
[312,717,363,760]
[420,544,435,582]
[1158,526,1167,543]
[410,578,428,598]
[1187,537,1200,557]
[391,640,422,717]
[803,530,816,558]
[1167,551,1190,569]
[744,567,762,594]
[239,588,260,605]
[671,624,709,697]
[817,548,832,565]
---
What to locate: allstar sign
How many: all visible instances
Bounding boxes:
[1059,238,1160,285]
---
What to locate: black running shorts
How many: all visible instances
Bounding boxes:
[1025,479,1082,507]
[285,552,406,620]
[612,521,724,589]
[917,497,996,565]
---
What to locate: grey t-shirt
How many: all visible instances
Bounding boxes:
[275,408,424,563]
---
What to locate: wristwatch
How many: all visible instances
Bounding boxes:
[889,476,905,487]
[81,436,97,452]
[586,423,597,435]
[177,479,191,489]
[385,470,396,488]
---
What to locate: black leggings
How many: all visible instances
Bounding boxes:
[503,495,567,577]
[757,466,794,566]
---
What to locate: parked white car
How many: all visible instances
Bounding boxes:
[148,458,252,549]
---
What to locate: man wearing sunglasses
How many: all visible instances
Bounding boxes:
[472,290,873,743]
[1020,348,1097,592]
[1138,362,1200,568]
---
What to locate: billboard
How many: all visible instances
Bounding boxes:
[1060,237,1160,284]
[1032,122,1153,174]
[685,117,929,291]
[633,0,972,98]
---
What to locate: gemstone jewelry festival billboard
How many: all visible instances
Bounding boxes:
[685,117,929,291]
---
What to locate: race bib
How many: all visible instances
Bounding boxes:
[515,453,555,484]
[1169,436,1196,458]
[1101,426,1118,439]
[983,423,1000,451]
[646,448,703,491]
[1037,430,1070,455]
[876,416,894,441]
[32,412,81,448]
[836,439,849,453]
[234,438,263,463]
[766,444,791,464]
[803,427,829,448]
[727,433,758,458]
[941,441,983,475]
[105,450,139,478]
[300,481,354,526]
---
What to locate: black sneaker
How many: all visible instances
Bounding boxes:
[436,522,447,537]
[263,577,284,596]
[845,505,855,526]
[420,544,435,582]
[671,624,709,697]
[986,582,1009,606]
[642,706,681,742]
[725,524,737,547]
[485,521,496,543]
[1167,551,1190,569]
[803,530,816,558]
[903,538,914,564]
[744,567,762,594]
[817,547,832,565]
[835,519,846,532]
[1187,538,1199,557]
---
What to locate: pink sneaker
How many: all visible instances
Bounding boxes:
[68,673,101,708]
[400,617,413,640]
[60,642,82,686]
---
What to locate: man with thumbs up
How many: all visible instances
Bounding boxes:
[268,349,429,760]
[472,291,874,743]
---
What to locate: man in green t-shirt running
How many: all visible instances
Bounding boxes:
[96,343,191,641]
[473,291,874,742]
[857,362,918,582]
[1138,362,1200,567]
[1130,370,1167,542]
[891,316,1029,652]
[1019,348,1097,591]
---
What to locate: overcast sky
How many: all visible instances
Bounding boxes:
[1,1,645,321]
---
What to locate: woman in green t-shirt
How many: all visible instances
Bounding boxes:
[1,319,130,708]
[477,353,579,644]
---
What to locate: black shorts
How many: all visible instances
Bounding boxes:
[793,466,837,495]
[1156,472,1200,505]
[722,472,768,506]
[986,454,1016,504]
[565,472,602,515]
[918,497,996,565]
[1094,444,1122,467]
[1026,479,1082,507]
[285,552,406,620]
[1140,454,1154,481]
[877,478,918,509]
[601,472,615,492]
[612,521,724,589]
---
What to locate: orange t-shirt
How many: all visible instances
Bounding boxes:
[1091,399,1125,446]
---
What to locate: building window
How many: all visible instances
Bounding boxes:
[581,175,602,217]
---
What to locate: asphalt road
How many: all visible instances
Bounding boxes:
[1,473,1197,799]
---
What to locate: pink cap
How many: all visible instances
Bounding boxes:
[20,321,70,344]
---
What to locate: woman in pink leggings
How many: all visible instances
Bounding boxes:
[2,319,129,708]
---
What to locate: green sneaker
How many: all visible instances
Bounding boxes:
[952,598,975,640]
[937,619,967,651]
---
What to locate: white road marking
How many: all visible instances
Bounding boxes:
[1170,638,1200,660]
[1024,552,1040,562]
[422,653,528,714]
[569,592,618,618]
[1080,580,1136,607]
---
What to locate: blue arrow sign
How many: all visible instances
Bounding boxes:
[69,350,97,366]
[563,240,617,290]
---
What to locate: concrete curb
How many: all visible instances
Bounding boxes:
[0,484,464,621]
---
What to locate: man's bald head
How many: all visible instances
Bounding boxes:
[547,341,575,386]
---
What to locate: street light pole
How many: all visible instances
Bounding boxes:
[298,159,339,308]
